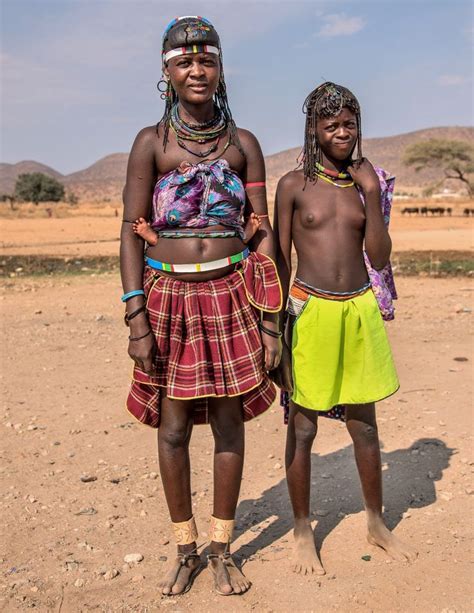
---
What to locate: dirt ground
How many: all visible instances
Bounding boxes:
[0,273,473,612]
[0,201,473,257]
[0,201,473,612]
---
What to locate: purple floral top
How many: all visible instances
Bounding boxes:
[360,166,397,321]
[150,159,246,239]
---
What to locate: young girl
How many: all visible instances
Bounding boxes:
[274,82,417,576]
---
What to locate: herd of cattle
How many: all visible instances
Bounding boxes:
[401,206,474,216]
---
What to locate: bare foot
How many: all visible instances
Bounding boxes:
[208,544,251,595]
[293,518,326,575]
[367,517,418,562]
[243,213,262,244]
[133,217,158,245]
[157,550,202,596]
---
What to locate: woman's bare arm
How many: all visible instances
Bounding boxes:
[120,127,157,374]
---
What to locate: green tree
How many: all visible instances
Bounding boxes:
[14,172,65,205]
[403,139,474,198]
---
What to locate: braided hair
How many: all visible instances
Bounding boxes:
[302,81,362,182]
[157,16,243,155]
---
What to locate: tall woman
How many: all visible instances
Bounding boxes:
[120,16,281,596]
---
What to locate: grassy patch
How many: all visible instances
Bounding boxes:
[0,251,472,279]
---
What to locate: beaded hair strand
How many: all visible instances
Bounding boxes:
[302,82,362,183]
[157,18,244,156]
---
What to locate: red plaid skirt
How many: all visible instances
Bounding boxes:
[126,252,282,427]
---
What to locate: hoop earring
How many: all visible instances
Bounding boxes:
[157,78,169,100]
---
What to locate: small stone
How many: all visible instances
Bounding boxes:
[30,586,39,593]
[159,556,168,562]
[124,553,143,564]
[80,475,97,483]
[361,555,371,562]
[415,586,421,591]
[315,509,329,517]
[160,538,170,546]
[453,356,468,362]
[74,578,84,588]
[149,471,159,479]
[74,507,97,515]
[321,473,330,479]
[27,425,38,431]
[426,539,434,545]
[104,569,119,580]
[273,462,282,470]
[34,309,42,315]
[402,511,411,519]
[105,521,113,528]
[28,495,37,503]
[428,471,436,479]
[139,510,147,517]
[465,488,474,495]
[440,491,453,501]
[132,575,144,582]
[267,454,275,460]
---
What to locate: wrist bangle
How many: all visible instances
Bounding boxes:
[129,328,152,342]
[124,305,147,327]
[258,322,282,338]
[121,289,145,303]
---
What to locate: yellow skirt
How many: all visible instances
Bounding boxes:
[290,284,399,411]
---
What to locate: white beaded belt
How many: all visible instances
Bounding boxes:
[145,248,250,273]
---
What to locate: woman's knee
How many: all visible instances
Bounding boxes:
[159,417,193,449]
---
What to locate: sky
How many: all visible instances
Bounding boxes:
[1,0,473,174]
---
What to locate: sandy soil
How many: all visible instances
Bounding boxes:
[0,202,472,257]
[0,273,473,612]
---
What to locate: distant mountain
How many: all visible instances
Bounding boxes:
[265,126,474,193]
[1,127,472,200]
[0,161,64,194]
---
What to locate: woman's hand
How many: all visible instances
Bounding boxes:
[127,321,156,374]
[347,158,379,194]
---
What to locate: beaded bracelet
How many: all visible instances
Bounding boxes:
[121,289,145,303]
[258,322,282,339]
[128,329,152,342]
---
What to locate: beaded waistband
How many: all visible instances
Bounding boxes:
[157,229,240,239]
[291,278,371,302]
[145,248,250,273]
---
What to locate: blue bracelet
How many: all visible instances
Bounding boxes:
[121,289,145,303]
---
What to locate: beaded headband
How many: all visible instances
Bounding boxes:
[163,44,220,63]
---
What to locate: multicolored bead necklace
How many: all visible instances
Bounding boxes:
[170,103,228,158]
[315,161,354,188]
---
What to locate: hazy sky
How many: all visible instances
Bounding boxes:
[1,0,472,174]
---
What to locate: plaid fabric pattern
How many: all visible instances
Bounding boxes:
[127,252,282,427]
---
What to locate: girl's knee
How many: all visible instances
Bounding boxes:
[293,416,318,446]
[348,421,379,445]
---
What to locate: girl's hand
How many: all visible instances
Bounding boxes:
[347,158,379,194]
[269,340,293,391]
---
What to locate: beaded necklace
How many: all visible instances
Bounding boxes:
[170,103,229,159]
[315,162,351,180]
[314,161,354,188]
[170,103,227,142]
[315,172,355,188]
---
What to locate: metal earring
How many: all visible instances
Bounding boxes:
[157,78,169,100]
